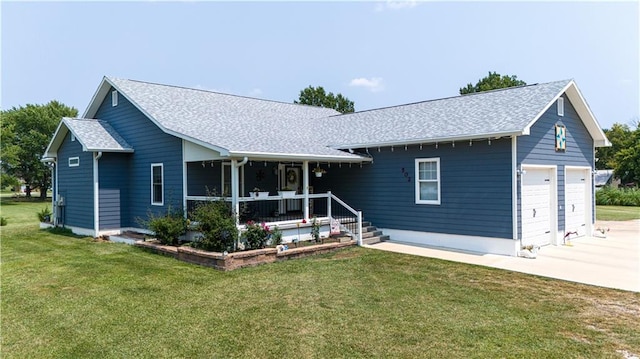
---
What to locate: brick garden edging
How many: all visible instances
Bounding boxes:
[135,240,357,271]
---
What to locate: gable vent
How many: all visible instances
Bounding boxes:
[557,97,564,116]
[112,90,118,107]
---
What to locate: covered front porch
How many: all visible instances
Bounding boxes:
[182,143,370,244]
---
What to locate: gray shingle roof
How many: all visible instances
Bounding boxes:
[100,78,582,159]
[322,80,572,148]
[64,118,133,152]
[107,78,364,160]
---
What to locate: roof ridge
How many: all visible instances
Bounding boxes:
[332,79,573,116]
[107,77,339,113]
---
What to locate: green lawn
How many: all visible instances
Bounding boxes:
[2,198,639,358]
[597,205,640,221]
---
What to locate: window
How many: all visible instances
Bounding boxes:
[71,134,76,142]
[68,157,79,167]
[557,97,564,116]
[151,164,163,205]
[112,90,118,107]
[415,158,440,205]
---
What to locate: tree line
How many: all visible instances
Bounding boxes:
[2,73,637,200]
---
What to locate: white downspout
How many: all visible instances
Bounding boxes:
[93,151,102,237]
[232,157,249,224]
[511,136,519,253]
[303,160,309,220]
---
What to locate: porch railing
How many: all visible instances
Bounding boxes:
[185,191,363,245]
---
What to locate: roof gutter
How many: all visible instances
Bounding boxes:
[228,151,371,163]
[328,130,524,150]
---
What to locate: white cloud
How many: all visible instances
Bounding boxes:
[349,77,384,92]
[248,88,263,97]
[374,0,419,12]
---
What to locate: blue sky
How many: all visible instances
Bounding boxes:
[2,1,638,129]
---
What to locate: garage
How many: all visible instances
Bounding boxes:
[565,167,591,238]
[521,167,555,247]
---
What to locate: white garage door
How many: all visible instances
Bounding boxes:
[522,168,553,247]
[565,168,589,238]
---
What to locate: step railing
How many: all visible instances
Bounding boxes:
[327,191,363,246]
[186,191,363,246]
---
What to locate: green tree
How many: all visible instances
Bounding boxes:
[613,124,640,185]
[1,101,78,199]
[460,72,527,94]
[596,123,632,170]
[294,86,355,113]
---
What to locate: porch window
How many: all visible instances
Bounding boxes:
[151,163,163,205]
[415,158,440,205]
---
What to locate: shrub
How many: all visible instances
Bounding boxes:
[243,221,270,250]
[37,206,53,223]
[144,206,187,246]
[596,186,640,206]
[0,217,7,226]
[191,199,238,252]
[310,217,320,242]
[270,226,283,246]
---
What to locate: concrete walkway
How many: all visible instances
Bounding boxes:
[366,220,640,292]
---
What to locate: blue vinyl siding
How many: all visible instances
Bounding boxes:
[517,95,594,236]
[314,138,514,239]
[57,132,93,229]
[94,88,183,227]
[98,152,131,230]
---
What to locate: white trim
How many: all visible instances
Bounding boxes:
[182,140,188,216]
[68,156,79,167]
[93,152,101,236]
[151,163,164,206]
[564,166,593,238]
[381,228,520,257]
[557,97,564,116]
[228,150,369,162]
[414,157,440,205]
[111,90,118,107]
[511,136,518,240]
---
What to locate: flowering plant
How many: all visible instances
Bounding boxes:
[312,167,326,174]
[243,221,271,250]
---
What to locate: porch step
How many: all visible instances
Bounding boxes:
[330,221,390,245]
[363,235,390,245]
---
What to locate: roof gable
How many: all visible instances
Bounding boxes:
[44,118,133,158]
[82,77,364,161]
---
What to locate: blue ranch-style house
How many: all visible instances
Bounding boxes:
[43,77,610,256]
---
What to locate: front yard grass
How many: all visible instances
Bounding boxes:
[2,198,639,358]
[597,205,640,221]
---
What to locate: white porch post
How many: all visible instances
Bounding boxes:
[231,158,240,225]
[303,160,310,220]
[327,190,332,219]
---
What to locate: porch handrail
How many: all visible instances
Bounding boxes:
[185,193,328,202]
[329,191,363,246]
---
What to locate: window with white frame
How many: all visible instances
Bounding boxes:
[415,158,440,205]
[68,157,79,167]
[151,164,163,205]
[112,90,118,107]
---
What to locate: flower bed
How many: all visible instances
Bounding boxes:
[135,239,356,271]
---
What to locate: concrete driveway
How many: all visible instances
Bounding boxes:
[366,220,639,292]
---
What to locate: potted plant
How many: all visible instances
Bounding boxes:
[312,167,326,178]
[249,187,270,199]
[278,186,296,198]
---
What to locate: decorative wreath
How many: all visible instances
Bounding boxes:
[287,169,297,184]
